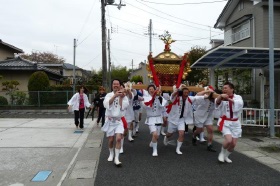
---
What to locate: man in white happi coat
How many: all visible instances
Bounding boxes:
[215,82,243,163]
[163,85,206,154]
[123,87,135,142]
[143,84,167,157]
[192,89,217,152]
[102,79,129,166]
[132,89,144,135]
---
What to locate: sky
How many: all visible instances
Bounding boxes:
[0,0,228,71]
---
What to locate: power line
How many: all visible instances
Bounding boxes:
[76,26,99,46]
[83,52,102,67]
[135,0,213,28]
[107,12,223,37]
[111,47,147,56]
[126,2,220,33]
[76,0,97,39]
[138,0,227,5]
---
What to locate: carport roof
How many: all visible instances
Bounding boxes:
[191,46,280,69]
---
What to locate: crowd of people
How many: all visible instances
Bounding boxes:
[68,80,244,167]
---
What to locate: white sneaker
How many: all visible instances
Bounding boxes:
[224,150,232,163]
[225,157,232,163]
[163,136,168,146]
[120,147,124,154]
[107,148,114,161]
[176,149,183,155]
[200,138,207,142]
[114,159,122,166]
[152,151,158,157]
[152,142,158,156]
[218,147,225,163]
[149,141,153,147]
[107,154,114,161]
[161,131,166,136]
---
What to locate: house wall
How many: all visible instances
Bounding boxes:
[63,69,83,77]
[222,1,280,108]
[0,71,31,92]
[262,6,280,48]
[0,46,14,60]
[0,71,60,93]
[129,63,150,85]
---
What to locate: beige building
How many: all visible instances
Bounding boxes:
[0,57,62,93]
[129,61,150,85]
[0,39,23,60]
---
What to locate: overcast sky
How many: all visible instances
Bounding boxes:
[0,0,227,71]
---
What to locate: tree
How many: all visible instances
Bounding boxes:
[2,80,19,104]
[86,71,103,92]
[111,65,130,83]
[186,46,208,85]
[21,51,65,64]
[130,75,143,83]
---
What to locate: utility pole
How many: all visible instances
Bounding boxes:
[131,59,134,73]
[268,0,275,137]
[108,29,112,87]
[101,0,107,90]
[101,0,126,90]
[73,38,77,94]
[144,19,157,53]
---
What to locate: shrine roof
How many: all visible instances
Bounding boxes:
[152,51,182,64]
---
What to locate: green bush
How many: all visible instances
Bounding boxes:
[0,96,8,105]
[12,91,27,105]
[28,71,50,91]
[28,71,50,105]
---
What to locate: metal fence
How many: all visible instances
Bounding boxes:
[0,91,76,107]
[241,108,280,127]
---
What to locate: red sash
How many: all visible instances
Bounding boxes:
[121,116,128,129]
[144,91,157,107]
[218,115,238,131]
[166,96,192,114]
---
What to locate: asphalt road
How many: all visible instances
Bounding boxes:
[95,114,280,186]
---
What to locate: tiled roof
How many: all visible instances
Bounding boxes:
[63,63,81,70]
[0,56,62,76]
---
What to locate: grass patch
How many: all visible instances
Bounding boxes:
[259,146,280,153]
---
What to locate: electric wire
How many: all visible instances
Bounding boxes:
[76,0,97,39]
[126,2,221,33]
[139,0,227,5]
[135,0,215,28]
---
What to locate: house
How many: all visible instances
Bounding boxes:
[0,56,63,92]
[129,61,150,85]
[0,39,23,60]
[192,0,280,109]
[62,63,91,84]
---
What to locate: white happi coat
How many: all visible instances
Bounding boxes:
[124,92,135,123]
[67,93,91,111]
[183,96,204,124]
[215,94,243,131]
[101,91,129,133]
[143,93,167,125]
[193,98,215,124]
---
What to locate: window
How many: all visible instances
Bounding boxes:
[232,21,250,43]
[224,29,233,46]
